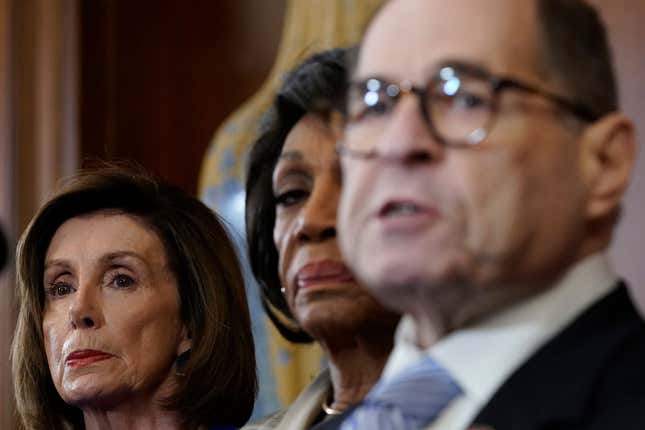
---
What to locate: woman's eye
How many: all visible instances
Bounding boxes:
[47,282,74,297]
[275,189,309,207]
[111,273,135,289]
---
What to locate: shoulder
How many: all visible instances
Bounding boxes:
[241,409,288,430]
[475,283,645,428]
[243,369,333,430]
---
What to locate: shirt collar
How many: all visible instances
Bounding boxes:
[383,252,618,406]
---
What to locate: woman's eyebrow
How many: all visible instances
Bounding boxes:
[44,251,144,270]
[43,259,72,272]
[278,150,304,161]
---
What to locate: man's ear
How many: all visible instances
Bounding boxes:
[580,112,637,220]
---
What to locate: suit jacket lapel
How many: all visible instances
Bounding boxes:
[472,283,645,430]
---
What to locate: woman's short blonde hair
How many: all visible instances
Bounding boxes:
[12,165,257,429]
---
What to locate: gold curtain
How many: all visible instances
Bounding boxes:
[198,0,383,189]
[198,0,384,411]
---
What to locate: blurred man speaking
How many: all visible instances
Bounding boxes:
[332,0,645,429]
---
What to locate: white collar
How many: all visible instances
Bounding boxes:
[383,252,618,406]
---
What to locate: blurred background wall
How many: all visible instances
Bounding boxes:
[80,0,285,194]
[0,1,643,428]
[593,0,645,308]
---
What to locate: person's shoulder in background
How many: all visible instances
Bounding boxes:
[211,424,246,430]
[241,409,288,430]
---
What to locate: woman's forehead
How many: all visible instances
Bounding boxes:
[44,212,166,268]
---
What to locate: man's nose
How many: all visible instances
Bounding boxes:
[375,96,445,164]
[68,282,103,330]
[294,180,338,242]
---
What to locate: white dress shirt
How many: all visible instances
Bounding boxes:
[381,253,618,430]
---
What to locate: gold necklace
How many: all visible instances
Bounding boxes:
[321,399,343,415]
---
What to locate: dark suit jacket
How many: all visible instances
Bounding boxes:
[314,283,645,430]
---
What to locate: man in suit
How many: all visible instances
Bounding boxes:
[318,0,645,428]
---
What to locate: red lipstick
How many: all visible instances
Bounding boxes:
[296,260,355,290]
[66,350,113,368]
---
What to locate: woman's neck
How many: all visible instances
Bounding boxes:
[82,398,183,430]
[320,325,396,412]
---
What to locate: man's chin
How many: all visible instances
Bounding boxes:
[357,256,471,314]
[360,271,430,314]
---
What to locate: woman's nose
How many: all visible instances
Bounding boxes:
[68,284,102,329]
[295,181,338,242]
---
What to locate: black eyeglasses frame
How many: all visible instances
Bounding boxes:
[339,62,599,158]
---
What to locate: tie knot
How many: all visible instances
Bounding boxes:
[342,356,462,430]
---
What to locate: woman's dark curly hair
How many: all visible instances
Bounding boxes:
[245,48,348,343]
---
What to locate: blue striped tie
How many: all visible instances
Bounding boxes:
[340,356,462,429]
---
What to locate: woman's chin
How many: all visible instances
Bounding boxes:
[295,299,374,341]
[60,377,129,410]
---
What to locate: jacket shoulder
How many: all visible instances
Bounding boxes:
[242,409,288,430]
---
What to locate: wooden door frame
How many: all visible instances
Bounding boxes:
[0,1,79,428]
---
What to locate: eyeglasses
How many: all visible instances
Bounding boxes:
[339,62,598,158]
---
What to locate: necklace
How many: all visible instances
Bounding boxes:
[321,399,343,415]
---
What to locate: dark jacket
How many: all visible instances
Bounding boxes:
[314,283,645,430]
